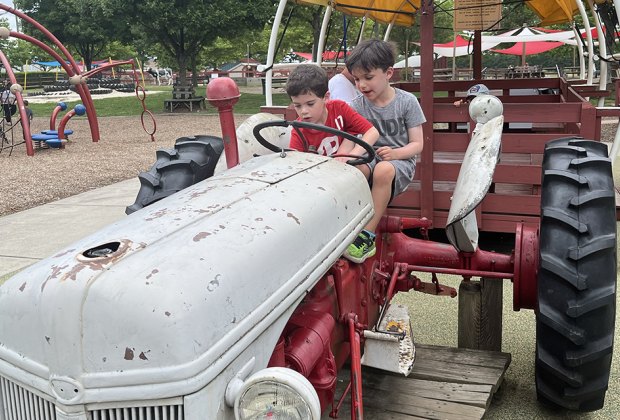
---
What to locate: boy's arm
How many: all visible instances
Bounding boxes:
[376,125,423,161]
[338,126,379,156]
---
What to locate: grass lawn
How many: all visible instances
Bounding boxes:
[26,88,291,117]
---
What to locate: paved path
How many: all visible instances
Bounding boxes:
[0,178,138,278]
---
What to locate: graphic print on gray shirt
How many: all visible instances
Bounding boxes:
[350,88,426,196]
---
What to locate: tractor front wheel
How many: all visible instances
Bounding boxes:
[536,137,616,411]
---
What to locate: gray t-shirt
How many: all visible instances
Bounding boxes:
[350,88,426,196]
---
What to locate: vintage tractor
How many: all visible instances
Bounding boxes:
[0,77,615,420]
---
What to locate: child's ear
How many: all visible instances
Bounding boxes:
[324,91,331,101]
[386,67,394,80]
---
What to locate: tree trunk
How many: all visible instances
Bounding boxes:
[190,55,198,87]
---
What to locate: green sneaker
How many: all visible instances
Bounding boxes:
[344,231,376,263]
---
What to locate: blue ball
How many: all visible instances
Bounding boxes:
[74,104,87,116]
[57,102,67,111]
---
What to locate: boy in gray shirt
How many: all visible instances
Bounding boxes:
[343,39,426,263]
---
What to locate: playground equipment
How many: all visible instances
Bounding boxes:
[31,104,86,149]
[0,6,156,156]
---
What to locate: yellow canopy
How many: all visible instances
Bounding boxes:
[295,0,580,27]
[524,0,579,25]
[294,0,420,26]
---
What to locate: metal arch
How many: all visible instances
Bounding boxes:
[0,4,101,142]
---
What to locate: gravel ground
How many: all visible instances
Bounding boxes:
[0,112,233,217]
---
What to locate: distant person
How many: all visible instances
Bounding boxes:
[1,81,17,123]
[285,63,379,158]
[328,67,360,103]
[23,99,33,122]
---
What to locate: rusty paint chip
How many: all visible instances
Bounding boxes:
[19,282,26,292]
[138,352,149,361]
[193,232,212,242]
[146,268,159,280]
[124,347,134,360]
[45,336,51,344]
[165,311,171,317]
[287,213,301,225]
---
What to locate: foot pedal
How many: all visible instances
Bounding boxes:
[361,304,415,376]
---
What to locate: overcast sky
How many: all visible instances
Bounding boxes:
[0,1,17,30]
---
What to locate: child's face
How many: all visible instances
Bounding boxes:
[350,67,393,102]
[290,91,329,125]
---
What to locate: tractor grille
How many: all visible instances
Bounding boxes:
[0,376,57,420]
[90,404,184,420]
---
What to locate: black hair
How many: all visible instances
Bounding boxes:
[345,39,396,73]
[285,64,328,98]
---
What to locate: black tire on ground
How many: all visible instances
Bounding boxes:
[536,136,617,411]
[125,135,224,214]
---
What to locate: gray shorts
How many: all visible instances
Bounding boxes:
[366,157,416,200]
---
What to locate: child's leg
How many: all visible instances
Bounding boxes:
[343,161,394,264]
[365,161,395,233]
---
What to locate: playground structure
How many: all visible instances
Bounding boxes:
[29,103,87,150]
[0,5,156,156]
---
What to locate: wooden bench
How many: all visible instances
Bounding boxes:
[163,96,206,112]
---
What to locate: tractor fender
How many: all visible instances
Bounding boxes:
[446,115,503,252]
[0,152,373,406]
[214,112,291,174]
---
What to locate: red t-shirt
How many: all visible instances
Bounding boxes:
[289,100,373,156]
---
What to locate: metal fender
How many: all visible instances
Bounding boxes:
[214,113,291,174]
[446,115,504,252]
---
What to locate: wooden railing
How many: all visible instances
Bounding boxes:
[387,77,617,233]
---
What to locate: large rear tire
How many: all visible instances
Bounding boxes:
[125,135,223,214]
[536,137,617,411]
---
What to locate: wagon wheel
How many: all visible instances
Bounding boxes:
[536,137,617,411]
[252,120,375,166]
[125,135,224,214]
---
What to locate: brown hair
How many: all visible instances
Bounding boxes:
[346,39,396,73]
[285,64,329,98]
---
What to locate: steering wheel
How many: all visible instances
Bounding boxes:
[252,120,376,166]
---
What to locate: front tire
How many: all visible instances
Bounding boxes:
[126,135,223,214]
[536,137,616,411]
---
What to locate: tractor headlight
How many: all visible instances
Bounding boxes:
[234,367,320,420]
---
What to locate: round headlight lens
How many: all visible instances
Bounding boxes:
[235,368,320,420]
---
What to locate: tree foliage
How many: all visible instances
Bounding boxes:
[14,0,127,70]
[122,0,272,86]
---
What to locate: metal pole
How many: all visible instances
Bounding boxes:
[317,5,333,66]
[576,0,594,85]
[264,0,288,107]
[586,0,608,107]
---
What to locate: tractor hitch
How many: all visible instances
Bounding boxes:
[410,272,457,297]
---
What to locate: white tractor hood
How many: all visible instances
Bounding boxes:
[0,152,373,404]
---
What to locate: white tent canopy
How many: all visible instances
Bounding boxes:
[480,27,576,44]
[394,55,421,68]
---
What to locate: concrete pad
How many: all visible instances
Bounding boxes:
[0,178,139,277]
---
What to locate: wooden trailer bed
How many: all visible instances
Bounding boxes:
[390,77,620,233]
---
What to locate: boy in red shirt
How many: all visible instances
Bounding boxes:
[286,64,379,158]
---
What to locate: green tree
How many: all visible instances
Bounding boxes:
[14,0,127,70]
[123,0,272,86]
